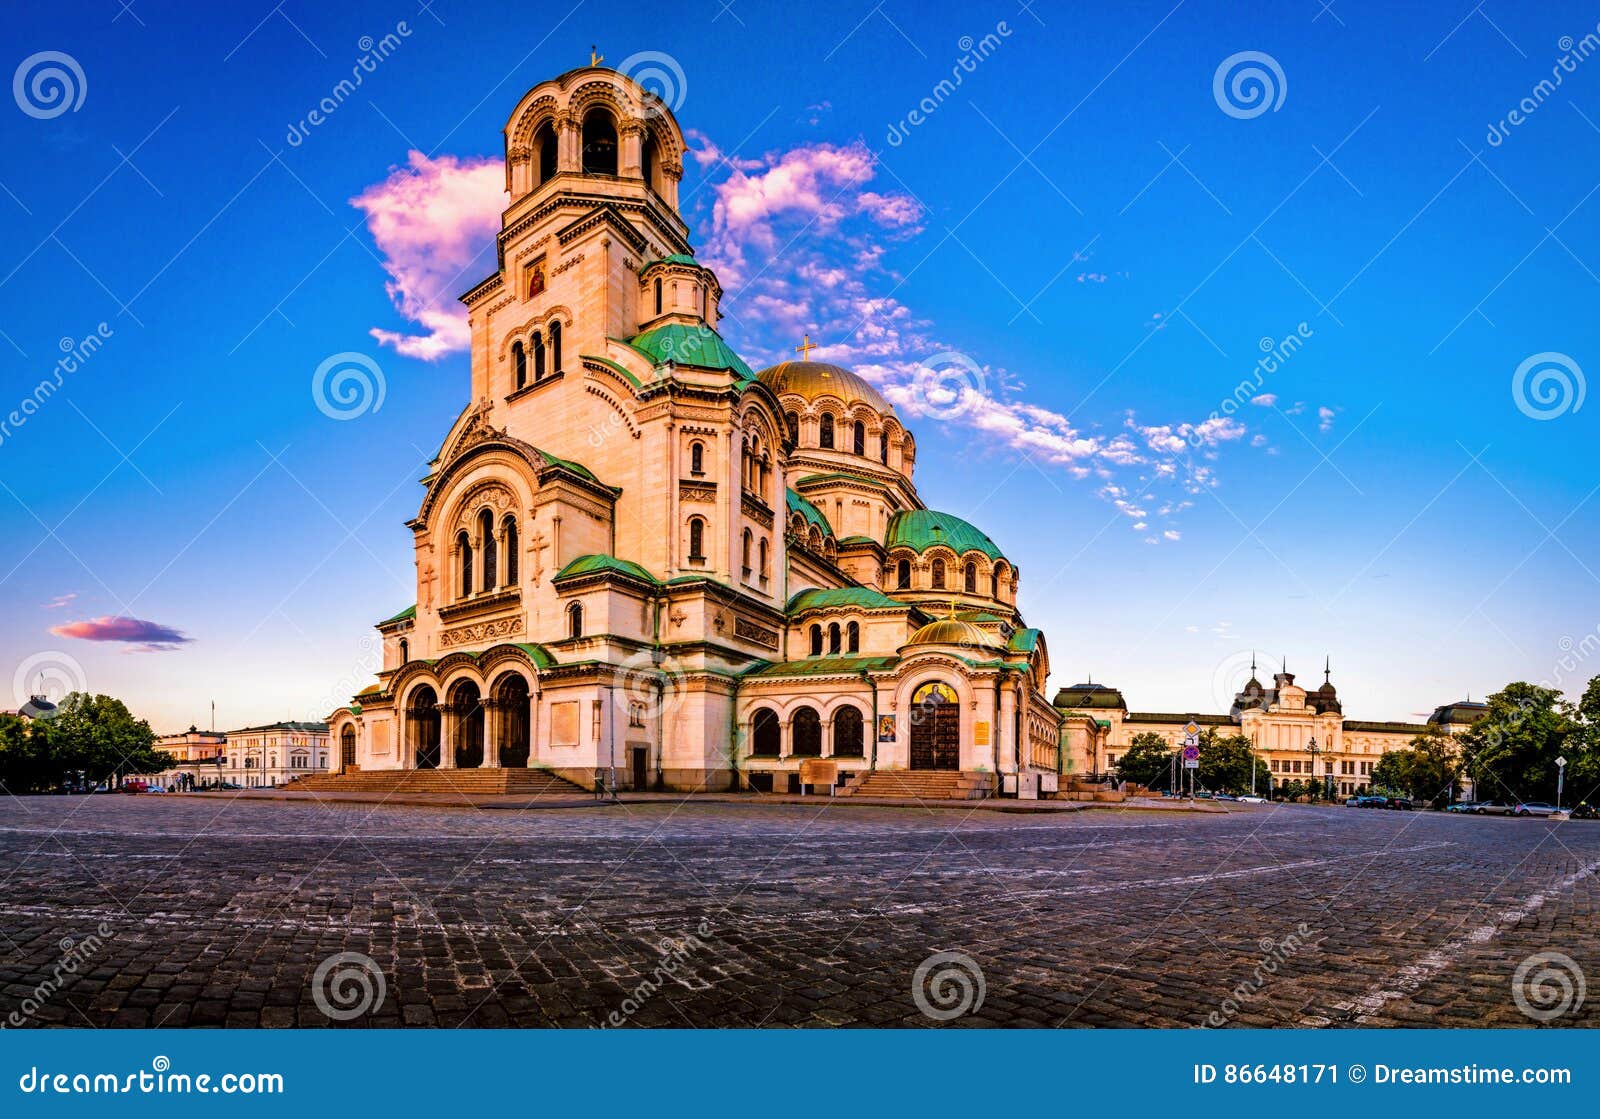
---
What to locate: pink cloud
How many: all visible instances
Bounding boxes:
[50,615,191,651]
[351,151,507,361]
[43,592,77,609]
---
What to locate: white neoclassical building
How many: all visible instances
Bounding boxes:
[324,63,1061,793]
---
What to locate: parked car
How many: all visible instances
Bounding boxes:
[1571,802,1598,820]
[1214,793,1238,802]
[1445,801,1479,813]
[1345,796,1360,806]
[1356,795,1388,809]
[1474,801,1516,815]
[1512,802,1558,817]
[1385,797,1415,811]
[1239,795,1267,804]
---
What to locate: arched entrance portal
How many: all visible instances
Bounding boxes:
[495,673,531,768]
[909,681,960,770]
[451,681,485,768]
[408,686,441,769]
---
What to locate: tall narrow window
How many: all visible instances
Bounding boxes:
[479,509,497,590]
[785,411,799,444]
[567,602,583,640]
[931,558,945,590]
[991,568,1000,598]
[512,341,526,389]
[550,320,562,372]
[533,331,545,380]
[828,622,841,654]
[458,531,473,597]
[852,421,865,456]
[964,561,976,594]
[535,120,557,185]
[896,559,911,589]
[847,620,859,653]
[758,538,769,582]
[654,277,663,316]
[398,638,409,665]
[503,516,519,585]
[810,624,823,657]
[819,413,834,449]
[581,109,618,175]
[688,517,705,562]
[880,432,889,463]
[742,529,752,577]
[690,441,704,475]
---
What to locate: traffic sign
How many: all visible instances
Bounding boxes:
[1557,756,1568,768]
[1182,744,1200,762]
[1184,758,1199,770]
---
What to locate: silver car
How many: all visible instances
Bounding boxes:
[1512,802,1559,817]
[1474,801,1516,815]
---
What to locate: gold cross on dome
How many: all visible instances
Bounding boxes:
[590,45,604,66]
[795,334,817,360]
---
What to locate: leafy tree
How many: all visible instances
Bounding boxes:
[1198,730,1270,794]
[1115,732,1174,789]
[0,714,56,794]
[1370,732,1460,806]
[48,693,169,786]
[1457,682,1571,802]
[1562,675,1600,803]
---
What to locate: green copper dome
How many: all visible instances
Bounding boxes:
[885,509,1005,560]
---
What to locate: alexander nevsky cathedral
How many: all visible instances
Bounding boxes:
[323,64,1482,797]
[323,64,1061,795]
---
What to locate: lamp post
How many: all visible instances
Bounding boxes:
[1307,736,1321,801]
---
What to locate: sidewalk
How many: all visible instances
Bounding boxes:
[168,788,1230,814]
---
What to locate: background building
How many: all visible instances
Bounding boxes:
[219,721,330,788]
[150,727,227,790]
[1055,659,1486,797]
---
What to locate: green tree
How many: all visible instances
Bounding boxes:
[1115,732,1174,789]
[1198,730,1270,794]
[1562,674,1600,803]
[1457,682,1571,802]
[48,693,168,786]
[0,714,56,794]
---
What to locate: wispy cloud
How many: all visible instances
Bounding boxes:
[49,615,191,652]
[351,151,506,361]
[1318,405,1337,433]
[42,592,77,609]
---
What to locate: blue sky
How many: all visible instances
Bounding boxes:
[2,0,1597,731]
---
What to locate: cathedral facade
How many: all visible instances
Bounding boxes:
[325,65,1061,792]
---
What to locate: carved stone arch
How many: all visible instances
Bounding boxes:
[477,642,550,681]
[569,80,629,120]
[644,116,683,164]
[447,479,520,536]
[392,661,442,703]
[508,94,562,152]
[583,383,641,438]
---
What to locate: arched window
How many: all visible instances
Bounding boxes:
[550,320,562,372]
[819,413,834,449]
[880,431,890,463]
[741,529,753,577]
[991,565,1002,599]
[532,330,545,380]
[833,706,864,758]
[581,109,618,175]
[479,509,497,590]
[457,530,473,597]
[964,561,977,594]
[828,622,841,655]
[690,441,704,475]
[512,341,526,389]
[654,277,663,316]
[751,709,780,756]
[688,517,706,562]
[810,624,823,657]
[503,516,518,585]
[896,559,911,589]
[642,135,657,190]
[758,537,770,582]
[567,602,583,640]
[847,620,860,653]
[784,411,799,443]
[398,637,409,665]
[792,707,822,757]
[533,120,558,186]
[931,558,946,590]
[852,421,865,456]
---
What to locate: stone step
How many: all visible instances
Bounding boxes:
[836,770,996,800]
[283,768,587,797]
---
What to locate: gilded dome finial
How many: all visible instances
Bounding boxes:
[590,45,604,67]
[795,334,817,360]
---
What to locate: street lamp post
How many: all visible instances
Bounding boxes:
[1307,736,1321,801]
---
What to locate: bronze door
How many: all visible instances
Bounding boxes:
[910,688,961,770]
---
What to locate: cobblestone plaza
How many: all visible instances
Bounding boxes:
[3,797,1596,1028]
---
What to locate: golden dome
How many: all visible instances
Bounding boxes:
[904,619,1006,653]
[757,361,893,414]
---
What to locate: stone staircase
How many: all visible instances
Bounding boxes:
[836,770,996,801]
[283,768,588,797]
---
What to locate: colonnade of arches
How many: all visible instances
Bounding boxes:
[748,704,866,759]
[402,672,533,769]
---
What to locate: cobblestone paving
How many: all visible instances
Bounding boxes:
[2,795,1598,1028]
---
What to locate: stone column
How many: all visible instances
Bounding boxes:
[619,121,644,179]
[440,704,459,768]
[483,698,502,768]
[557,112,580,173]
